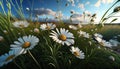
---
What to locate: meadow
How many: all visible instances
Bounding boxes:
[0,0,120,69]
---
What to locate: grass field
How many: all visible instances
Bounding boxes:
[0,0,120,69]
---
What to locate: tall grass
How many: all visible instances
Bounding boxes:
[0,0,120,69]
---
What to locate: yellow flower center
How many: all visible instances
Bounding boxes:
[46,26,51,30]
[59,34,67,41]
[22,42,31,48]
[5,55,15,61]
[73,51,80,56]
[19,24,24,28]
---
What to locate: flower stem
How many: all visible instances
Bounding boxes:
[13,60,23,69]
[28,50,42,69]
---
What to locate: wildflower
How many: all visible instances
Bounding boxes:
[70,46,85,59]
[89,41,92,46]
[50,28,74,46]
[69,25,78,30]
[78,30,89,38]
[77,23,82,28]
[109,56,115,61]
[13,21,29,28]
[10,35,39,52]
[94,36,102,43]
[40,23,56,30]
[0,49,23,67]
[94,33,103,39]
[0,36,4,42]
[3,30,8,34]
[34,28,40,33]
[101,40,112,48]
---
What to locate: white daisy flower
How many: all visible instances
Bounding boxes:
[70,46,85,59]
[3,30,8,34]
[10,35,39,52]
[78,30,89,38]
[101,40,112,48]
[109,56,115,61]
[13,21,29,28]
[49,28,74,46]
[94,33,103,39]
[40,23,56,30]
[94,36,102,43]
[0,49,23,67]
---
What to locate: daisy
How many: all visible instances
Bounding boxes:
[109,56,115,61]
[3,30,8,34]
[49,28,74,46]
[0,36,4,42]
[70,46,85,59]
[10,35,39,52]
[94,36,102,43]
[40,23,56,30]
[0,48,23,67]
[101,40,112,48]
[78,30,89,38]
[13,21,29,28]
[94,33,103,39]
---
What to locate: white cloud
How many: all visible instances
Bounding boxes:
[55,11,63,18]
[84,11,91,15]
[76,0,79,2]
[32,8,56,16]
[95,0,114,7]
[101,0,114,4]
[85,1,90,5]
[78,3,85,10]
[95,0,101,7]
[70,13,91,24]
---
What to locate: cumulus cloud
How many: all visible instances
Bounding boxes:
[31,8,56,16]
[95,0,101,7]
[55,11,63,19]
[70,13,91,24]
[85,1,90,5]
[101,0,114,4]
[84,11,91,15]
[95,0,114,7]
[78,3,85,10]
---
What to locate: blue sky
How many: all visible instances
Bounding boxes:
[0,0,120,23]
